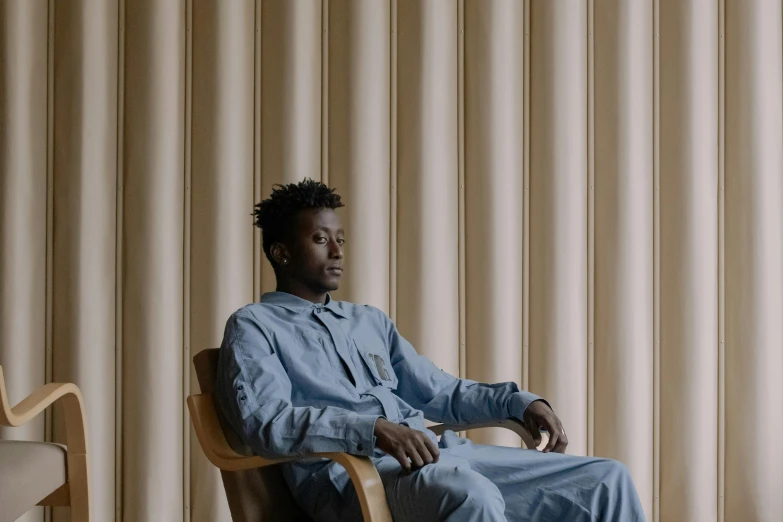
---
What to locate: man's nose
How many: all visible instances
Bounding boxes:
[329,240,343,258]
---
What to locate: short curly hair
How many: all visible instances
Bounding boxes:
[253,178,344,267]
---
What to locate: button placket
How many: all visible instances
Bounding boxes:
[315,310,360,388]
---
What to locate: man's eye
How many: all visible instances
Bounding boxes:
[315,237,327,243]
[337,238,346,245]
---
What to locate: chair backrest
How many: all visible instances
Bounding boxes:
[192,349,311,522]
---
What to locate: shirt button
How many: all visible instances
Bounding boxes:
[356,443,364,452]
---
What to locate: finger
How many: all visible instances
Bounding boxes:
[543,431,559,453]
[415,437,436,465]
[540,415,562,451]
[407,443,425,469]
[415,439,433,465]
[524,417,542,447]
[554,423,568,453]
[394,450,412,473]
[540,414,560,435]
[421,434,440,463]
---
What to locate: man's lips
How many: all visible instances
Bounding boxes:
[327,266,343,273]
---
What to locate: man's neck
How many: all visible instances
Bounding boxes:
[275,281,328,305]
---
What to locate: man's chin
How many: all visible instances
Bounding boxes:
[321,278,341,293]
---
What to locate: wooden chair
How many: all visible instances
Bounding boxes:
[0,366,89,521]
[188,348,538,522]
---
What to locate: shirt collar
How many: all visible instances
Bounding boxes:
[260,291,347,318]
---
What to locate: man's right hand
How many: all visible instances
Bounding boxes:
[373,418,440,472]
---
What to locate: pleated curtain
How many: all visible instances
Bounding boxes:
[0,1,781,521]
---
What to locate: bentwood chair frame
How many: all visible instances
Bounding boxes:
[188,348,538,522]
[0,366,89,521]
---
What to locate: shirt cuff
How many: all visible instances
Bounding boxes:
[508,391,549,420]
[348,415,382,456]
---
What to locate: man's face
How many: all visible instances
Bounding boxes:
[285,208,345,293]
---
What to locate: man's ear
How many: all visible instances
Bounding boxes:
[270,243,290,267]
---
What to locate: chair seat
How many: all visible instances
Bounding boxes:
[0,440,67,521]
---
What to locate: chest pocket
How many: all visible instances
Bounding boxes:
[355,341,398,390]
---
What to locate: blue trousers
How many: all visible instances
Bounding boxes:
[309,431,645,522]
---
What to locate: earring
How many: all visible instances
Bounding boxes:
[283,259,288,265]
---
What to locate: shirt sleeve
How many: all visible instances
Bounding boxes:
[215,311,380,458]
[381,311,547,424]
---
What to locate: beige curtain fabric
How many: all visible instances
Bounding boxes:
[50,1,119,521]
[593,0,654,516]
[659,1,720,520]
[1,1,782,521]
[463,0,526,449]
[0,2,49,522]
[189,2,256,521]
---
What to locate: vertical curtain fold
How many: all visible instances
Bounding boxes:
[529,0,589,456]
[51,1,119,521]
[328,0,391,312]
[0,2,49,521]
[593,1,654,518]
[725,1,783,520]
[464,0,525,447]
[658,1,719,519]
[395,0,459,376]
[259,0,323,294]
[121,0,186,519]
[189,1,255,521]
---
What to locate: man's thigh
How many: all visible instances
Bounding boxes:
[312,433,643,522]
[440,431,644,522]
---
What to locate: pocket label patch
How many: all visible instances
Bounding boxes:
[371,353,392,381]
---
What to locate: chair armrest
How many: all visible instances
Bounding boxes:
[0,366,84,437]
[0,365,90,518]
[187,394,393,522]
[428,418,540,450]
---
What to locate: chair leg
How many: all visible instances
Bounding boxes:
[59,392,90,521]
[68,453,90,521]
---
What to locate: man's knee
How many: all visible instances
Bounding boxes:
[589,459,645,520]
[593,458,634,486]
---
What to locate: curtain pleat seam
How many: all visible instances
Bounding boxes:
[183,0,194,520]
[44,2,56,519]
[717,0,726,520]
[586,0,596,459]
[652,0,662,519]
[115,0,127,519]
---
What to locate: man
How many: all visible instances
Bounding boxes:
[216,179,645,521]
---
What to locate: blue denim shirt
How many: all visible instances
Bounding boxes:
[215,292,542,501]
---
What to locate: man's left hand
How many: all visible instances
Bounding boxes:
[522,401,568,454]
